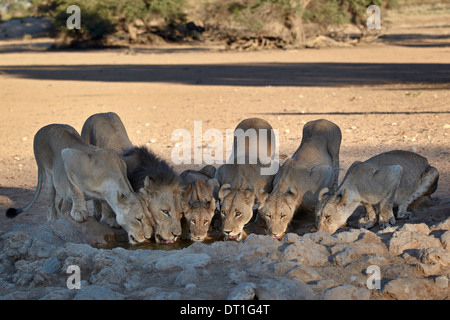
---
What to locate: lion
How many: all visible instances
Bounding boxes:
[81,112,133,154]
[81,112,184,244]
[126,148,183,243]
[180,167,219,241]
[81,112,136,225]
[215,118,277,241]
[180,165,220,242]
[5,124,152,244]
[180,165,217,186]
[316,150,439,234]
[81,112,136,175]
[218,182,257,241]
[258,119,342,239]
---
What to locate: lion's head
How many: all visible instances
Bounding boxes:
[114,190,153,244]
[184,205,215,241]
[182,179,217,242]
[218,184,255,241]
[258,185,299,240]
[140,177,183,243]
[315,187,350,234]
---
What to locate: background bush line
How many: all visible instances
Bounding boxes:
[1,0,400,47]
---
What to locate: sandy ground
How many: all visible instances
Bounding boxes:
[0,13,449,235]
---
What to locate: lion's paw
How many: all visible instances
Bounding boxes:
[397,211,412,220]
[71,209,89,222]
[358,216,377,229]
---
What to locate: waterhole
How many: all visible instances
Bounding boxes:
[94,238,219,251]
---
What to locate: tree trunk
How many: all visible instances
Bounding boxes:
[286,12,305,47]
[285,0,311,48]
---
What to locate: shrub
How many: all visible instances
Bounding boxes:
[29,0,187,43]
[52,0,116,42]
[304,0,396,33]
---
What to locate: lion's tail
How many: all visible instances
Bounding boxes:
[6,169,43,218]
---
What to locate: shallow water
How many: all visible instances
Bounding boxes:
[94,238,219,251]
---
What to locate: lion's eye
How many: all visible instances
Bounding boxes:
[281,214,286,219]
[136,218,142,223]
[203,220,209,225]
[235,212,242,217]
[162,209,170,215]
[191,220,196,225]
[325,215,331,222]
[266,214,272,219]
[221,210,226,217]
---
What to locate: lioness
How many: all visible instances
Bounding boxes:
[258,119,341,239]
[81,112,133,155]
[316,150,439,234]
[81,112,134,225]
[81,112,183,244]
[6,124,152,244]
[215,118,277,241]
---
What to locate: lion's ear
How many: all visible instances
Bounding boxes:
[284,186,299,205]
[337,189,348,206]
[208,198,216,212]
[138,187,149,199]
[218,184,232,202]
[182,182,194,200]
[286,186,298,197]
[117,191,127,204]
[196,179,208,188]
[206,178,219,192]
[318,188,329,201]
[243,187,256,205]
[143,176,158,195]
[195,179,210,197]
[243,187,255,199]
[144,176,152,189]
[207,178,220,199]
[257,190,269,210]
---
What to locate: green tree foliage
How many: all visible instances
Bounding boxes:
[4,0,397,46]
[0,0,31,19]
[52,1,116,41]
[304,0,396,31]
[200,0,310,45]
[205,0,397,45]
[27,0,186,43]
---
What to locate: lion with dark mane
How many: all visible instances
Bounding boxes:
[82,112,183,243]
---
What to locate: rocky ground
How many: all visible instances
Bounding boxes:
[0,207,449,300]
